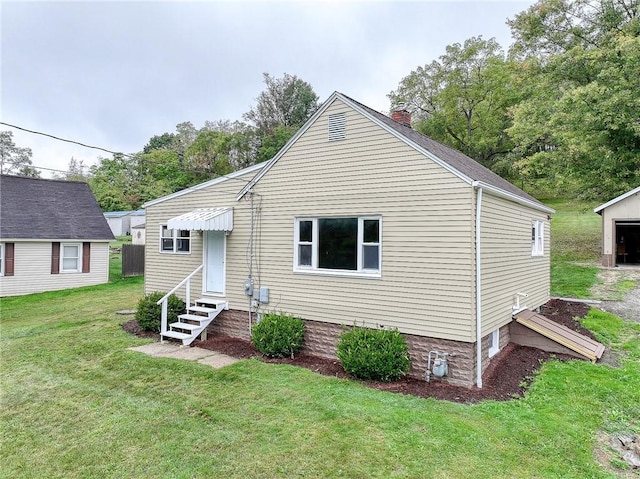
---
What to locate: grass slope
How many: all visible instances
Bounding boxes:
[545,198,602,298]
[1,279,639,478]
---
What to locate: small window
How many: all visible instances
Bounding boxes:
[328,113,346,141]
[294,216,381,275]
[160,225,191,253]
[61,243,81,273]
[532,220,544,256]
[488,329,500,357]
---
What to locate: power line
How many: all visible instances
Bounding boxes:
[1,121,260,185]
[0,121,135,158]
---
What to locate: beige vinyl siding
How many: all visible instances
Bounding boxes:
[601,192,640,256]
[144,169,260,298]
[0,241,109,297]
[248,99,476,342]
[479,193,551,335]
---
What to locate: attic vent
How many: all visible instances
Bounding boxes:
[328,113,346,141]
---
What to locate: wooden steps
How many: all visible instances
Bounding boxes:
[513,309,605,362]
[161,298,228,346]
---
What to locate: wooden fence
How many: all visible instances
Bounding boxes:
[122,244,145,277]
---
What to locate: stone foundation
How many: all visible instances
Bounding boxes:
[207,309,515,388]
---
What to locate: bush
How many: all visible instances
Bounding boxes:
[135,292,186,333]
[252,312,305,358]
[337,326,411,382]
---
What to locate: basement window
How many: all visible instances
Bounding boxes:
[532,220,544,256]
[294,216,381,276]
[328,113,346,141]
[160,225,191,254]
[488,329,500,358]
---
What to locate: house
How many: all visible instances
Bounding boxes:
[129,210,146,229]
[103,209,145,237]
[143,92,556,388]
[103,211,132,236]
[131,223,146,245]
[0,175,114,297]
[594,185,640,266]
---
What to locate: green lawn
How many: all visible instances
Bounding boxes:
[2,279,640,478]
[545,198,603,298]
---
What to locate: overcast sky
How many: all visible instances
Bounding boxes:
[1,0,534,177]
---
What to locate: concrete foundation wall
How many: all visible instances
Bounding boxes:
[208,309,492,387]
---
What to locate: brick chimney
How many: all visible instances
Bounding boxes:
[391,103,411,128]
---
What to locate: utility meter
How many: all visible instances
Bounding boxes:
[244,278,254,296]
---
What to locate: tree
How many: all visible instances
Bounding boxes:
[389,37,520,172]
[0,131,39,177]
[143,132,176,154]
[57,157,89,182]
[508,0,639,59]
[244,73,320,135]
[507,0,640,198]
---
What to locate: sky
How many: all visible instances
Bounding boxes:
[1,0,535,178]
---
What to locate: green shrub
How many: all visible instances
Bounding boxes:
[135,292,185,333]
[337,326,411,382]
[252,312,305,358]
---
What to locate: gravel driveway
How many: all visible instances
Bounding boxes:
[597,267,640,322]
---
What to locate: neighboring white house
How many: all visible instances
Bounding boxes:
[143,92,556,387]
[131,223,146,245]
[594,185,640,266]
[0,175,114,297]
[103,210,145,236]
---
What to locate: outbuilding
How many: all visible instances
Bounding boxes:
[594,185,640,266]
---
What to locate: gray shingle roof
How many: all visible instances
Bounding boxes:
[342,93,543,205]
[0,175,114,240]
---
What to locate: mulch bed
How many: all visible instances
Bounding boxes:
[122,299,591,404]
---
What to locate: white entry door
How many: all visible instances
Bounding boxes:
[205,231,225,294]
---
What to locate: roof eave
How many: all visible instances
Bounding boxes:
[472,181,555,214]
[593,185,640,214]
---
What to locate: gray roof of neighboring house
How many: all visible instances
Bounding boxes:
[0,175,114,240]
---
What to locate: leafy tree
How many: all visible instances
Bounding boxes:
[143,132,176,154]
[244,73,320,134]
[508,0,639,59]
[507,0,640,198]
[0,131,39,177]
[185,130,234,180]
[389,37,520,171]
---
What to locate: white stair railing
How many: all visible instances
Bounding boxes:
[157,264,203,339]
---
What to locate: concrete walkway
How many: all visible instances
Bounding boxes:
[128,343,241,368]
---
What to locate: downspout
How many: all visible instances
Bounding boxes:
[473,182,483,388]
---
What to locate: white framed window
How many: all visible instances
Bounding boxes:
[61,243,81,273]
[0,243,4,276]
[294,216,381,276]
[488,329,500,358]
[160,225,191,253]
[532,220,544,256]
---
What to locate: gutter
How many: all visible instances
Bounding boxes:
[473,181,555,214]
[473,182,483,388]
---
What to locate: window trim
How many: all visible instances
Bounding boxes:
[532,220,544,256]
[0,243,4,276]
[488,329,500,358]
[159,225,192,254]
[293,216,382,277]
[60,243,82,273]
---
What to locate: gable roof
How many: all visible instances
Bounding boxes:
[594,185,640,214]
[143,162,265,208]
[237,92,553,213]
[0,175,114,240]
